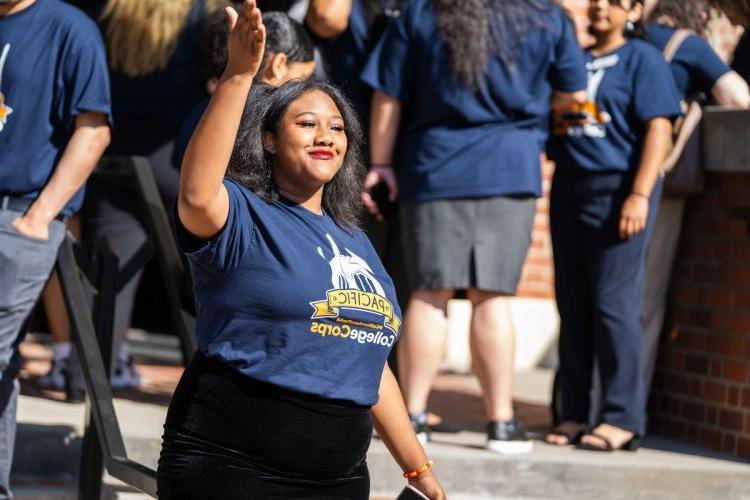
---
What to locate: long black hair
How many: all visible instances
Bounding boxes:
[202,10,314,82]
[648,0,710,35]
[227,80,366,228]
[432,0,554,89]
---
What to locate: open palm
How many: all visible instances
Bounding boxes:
[224,0,267,79]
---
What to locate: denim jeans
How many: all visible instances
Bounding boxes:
[0,210,65,499]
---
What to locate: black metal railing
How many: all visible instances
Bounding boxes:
[55,155,197,498]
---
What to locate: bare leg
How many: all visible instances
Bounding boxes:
[398,289,453,414]
[41,217,80,346]
[466,288,514,422]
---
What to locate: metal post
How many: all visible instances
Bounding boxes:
[58,235,157,498]
[78,238,119,500]
[129,156,196,364]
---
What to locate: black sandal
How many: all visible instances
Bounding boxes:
[576,431,641,452]
[545,424,587,446]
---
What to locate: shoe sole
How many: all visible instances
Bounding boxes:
[486,439,534,455]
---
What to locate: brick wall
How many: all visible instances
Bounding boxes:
[649,174,750,457]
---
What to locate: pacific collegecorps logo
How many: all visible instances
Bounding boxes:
[0,44,13,132]
[308,234,400,348]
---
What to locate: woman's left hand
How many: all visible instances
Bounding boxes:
[409,471,446,500]
[619,193,649,240]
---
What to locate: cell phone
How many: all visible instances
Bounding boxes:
[367,180,399,222]
[396,485,430,500]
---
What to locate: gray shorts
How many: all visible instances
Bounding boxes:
[401,196,536,294]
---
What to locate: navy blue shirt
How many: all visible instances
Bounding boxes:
[172,97,208,169]
[100,0,207,155]
[177,179,402,406]
[0,0,111,216]
[645,22,730,101]
[548,39,682,173]
[314,0,401,121]
[361,0,587,202]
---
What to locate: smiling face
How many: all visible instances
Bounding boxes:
[589,0,643,36]
[264,90,348,193]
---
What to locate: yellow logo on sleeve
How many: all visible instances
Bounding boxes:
[0,44,13,132]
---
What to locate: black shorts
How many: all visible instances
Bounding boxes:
[156,351,373,499]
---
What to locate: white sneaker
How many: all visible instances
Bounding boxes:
[486,419,534,455]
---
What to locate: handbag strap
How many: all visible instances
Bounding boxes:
[662,29,692,63]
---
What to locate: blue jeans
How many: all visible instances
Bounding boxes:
[0,210,65,499]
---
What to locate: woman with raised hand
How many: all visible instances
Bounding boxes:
[546,0,682,451]
[156,2,445,498]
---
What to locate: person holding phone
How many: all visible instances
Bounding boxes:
[362,0,587,453]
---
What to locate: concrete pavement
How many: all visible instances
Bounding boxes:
[12,334,750,499]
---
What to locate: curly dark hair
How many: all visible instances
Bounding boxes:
[227,80,366,228]
[202,11,315,82]
[648,0,710,35]
[432,0,555,89]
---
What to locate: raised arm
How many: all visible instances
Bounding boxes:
[712,71,750,109]
[13,112,110,240]
[305,0,352,39]
[361,90,401,219]
[178,0,266,239]
[371,365,446,499]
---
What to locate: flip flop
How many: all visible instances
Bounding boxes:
[576,431,641,452]
[545,425,586,445]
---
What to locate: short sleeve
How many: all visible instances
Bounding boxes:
[633,48,683,123]
[679,35,731,95]
[174,179,256,272]
[360,2,414,100]
[548,9,587,92]
[59,18,112,129]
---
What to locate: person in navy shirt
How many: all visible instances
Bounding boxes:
[640,0,750,430]
[156,3,445,499]
[546,0,682,451]
[362,0,587,454]
[0,0,111,496]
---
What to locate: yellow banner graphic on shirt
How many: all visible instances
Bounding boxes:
[310,289,401,332]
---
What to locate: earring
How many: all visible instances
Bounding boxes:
[626,20,635,32]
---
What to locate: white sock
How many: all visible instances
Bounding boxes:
[53,341,71,361]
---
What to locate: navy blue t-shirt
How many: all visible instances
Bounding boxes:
[172,97,208,169]
[99,0,207,155]
[0,0,111,215]
[313,0,401,121]
[645,22,730,101]
[548,39,682,173]
[177,179,402,406]
[361,0,586,202]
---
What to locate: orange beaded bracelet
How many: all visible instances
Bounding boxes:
[403,460,434,479]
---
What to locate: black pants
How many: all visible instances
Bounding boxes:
[157,352,373,499]
[82,139,180,351]
[550,169,662,435]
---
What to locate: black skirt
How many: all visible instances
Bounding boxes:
[156,351,373,499]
